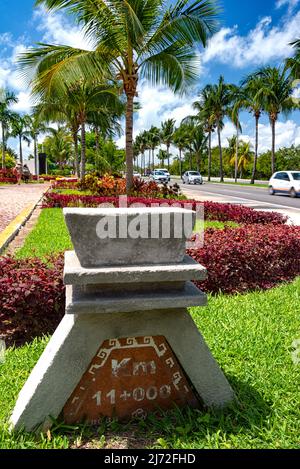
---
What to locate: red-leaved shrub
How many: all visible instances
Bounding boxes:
[188,225,300,294]
[43,193,287,225]
[0,256,65,346]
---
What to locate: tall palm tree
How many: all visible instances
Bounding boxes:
[157,149,168,168]
[148,126,160,171]
[9,114,31,170]
[229,85,244,183]
[135,131,148,175]
[26,113,49,177]
[240,75,265,184]
[173,125,189,177]
[0,89,18,169]
[253,67,295,175]
[205,76,233,182]
[20,0,220,191]
[185,124,208,173]
[161,119,176,171]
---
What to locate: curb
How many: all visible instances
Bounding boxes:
[0,204,37,255]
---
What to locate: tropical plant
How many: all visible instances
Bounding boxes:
[0,88,18,169]
[253,67,295,174]
[240,75,265,184]
[161,118,176,170]
[9,114,31,170]
[20,0,220,191]
[204,76,234,182]
[173,124,190,176]
[229,85,243,183]
[229,140,253,178]
[42,126,73,168]
[185,123,208,172]
[148,125,161,171]
[26,113,49,176]
[157,148,168,168]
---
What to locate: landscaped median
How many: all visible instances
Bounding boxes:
[0,191,299,448]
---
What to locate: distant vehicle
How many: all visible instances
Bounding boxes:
[156,168,171,182]
[133,171,142,178]
[182,171,203,185]
[269,171,300,198]
[150,170,169,184]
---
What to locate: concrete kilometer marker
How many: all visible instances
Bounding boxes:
[11,207,234,431]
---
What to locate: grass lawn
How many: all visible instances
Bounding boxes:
[0,278,299,449]
[15,209,73,261]
[15,209,237,260]
[208,181,268,188]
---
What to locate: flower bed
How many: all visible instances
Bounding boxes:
[43,193,287,225]
[188,224,300,294]
[0,256,65,346]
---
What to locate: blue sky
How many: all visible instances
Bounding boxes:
[1,0,300,157]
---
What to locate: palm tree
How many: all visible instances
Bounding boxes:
[148,126,160,171]
[173,125,189,177]
[20,0,220,191]
[26,113,49,177]
[285,38,300,78]
[240,75,265,184]
[185,124,208,173]
[229,85,244,183]
[9,114,31,170]
[135,131,148,175]
[161,119,176,171]
[253,67,295,175]
[43,126,73,169]
[230,141,252,178]
[205,76,233,182]
[0,89,18,169]
[157,149,168,168]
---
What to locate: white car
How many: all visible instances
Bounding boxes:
[156,168,171,182]
[268,171,300,198]
[133,171,142,178]
[182,171,203,185]
[150,170,169,183]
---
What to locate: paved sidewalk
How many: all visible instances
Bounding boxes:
[0,184,49,233]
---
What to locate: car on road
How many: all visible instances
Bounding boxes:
[133,171,142,178]
[156,168,171,182]
[150,170,169,184]
[182,171,203,185]
[268,171,300,198]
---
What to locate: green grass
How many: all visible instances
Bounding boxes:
[1,278,300,448]
[15,208,72,260]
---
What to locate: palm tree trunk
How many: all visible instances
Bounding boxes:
[208,131,212,181]
[148,149,151,172]
[217,124,224,182]
[196,152,200,173]
[167,144,170,171]
[251,114,259,184]
[19,135,23,172]
[34,137,38,178]
[1,123,5,169]
[235,127,239,183]
[271,118,276,175]
[80,122,86,179]
[179,149,182,177]
[189,154,192,171]
[152,149,155,171]
[73,131,79,177]
[125,93,134,192]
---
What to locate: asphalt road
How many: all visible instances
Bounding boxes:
[173,181,300,210]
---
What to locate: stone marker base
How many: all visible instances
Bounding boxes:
[10,309,234,432]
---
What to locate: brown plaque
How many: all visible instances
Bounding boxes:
[63,336,199,424]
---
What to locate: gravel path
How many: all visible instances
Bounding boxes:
[0,184,49,232]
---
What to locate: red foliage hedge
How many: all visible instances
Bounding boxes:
[43,192,287,225]
[188,224,300,294]
[0,256,65,346]
[1,224,299,345]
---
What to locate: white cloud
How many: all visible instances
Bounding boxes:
[34,7,93,50]
[202,12,300,68]
[276,0,300,13]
